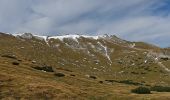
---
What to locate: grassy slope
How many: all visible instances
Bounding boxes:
[0,33,170,100]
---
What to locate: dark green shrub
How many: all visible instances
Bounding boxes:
[12,61,20,65]
[105,80,118,83]
[160,57,169,61]
[70,74,75,77]
[131,87,151,94]
[99,81,103,84]
[89,75,97,79]
[104,79,143,86]
[150,86,170,92]
[131,72,139,75]
[54,73,65,77]
[119,80,142,86]
[33,66,54,72]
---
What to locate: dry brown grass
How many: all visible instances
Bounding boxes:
[0,33,170,99]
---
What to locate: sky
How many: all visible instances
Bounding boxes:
[0,0,170,47]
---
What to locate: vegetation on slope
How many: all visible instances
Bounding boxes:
[0,32,170,99]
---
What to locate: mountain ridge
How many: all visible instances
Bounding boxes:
[1,32,164,48]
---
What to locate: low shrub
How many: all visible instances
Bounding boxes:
[54,73,65,77]
[99,81,103,84]
[33,66,54,72]
[150,86,170,92]
[105,80,118,83]
[131,72,139,75]
[12,61,20,65]
[89,75,97,79]
[119,80,142,86]
[104,79,143,86]
[131,87,151,94]
[70,74,75,77]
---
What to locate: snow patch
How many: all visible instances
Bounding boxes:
[158,62,170,72]
[34,35,48,41]
[98,42,112,63]
[10,33,109,47]
[7,33,107,41]
[48,34,105,42]
[34,35,50,45]
[129,43,136,48]
[88,42,95,49]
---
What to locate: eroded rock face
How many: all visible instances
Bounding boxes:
[20,33,33,39]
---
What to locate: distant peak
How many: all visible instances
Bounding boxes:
[10,32,111,41]
[48,34,107,41]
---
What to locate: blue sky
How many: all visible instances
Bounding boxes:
[0,0,170,47]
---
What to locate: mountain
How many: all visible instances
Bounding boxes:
[0,32,170,100]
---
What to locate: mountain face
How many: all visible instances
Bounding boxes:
[0,32,170,99]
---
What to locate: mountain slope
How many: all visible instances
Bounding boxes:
[0,32,170,100]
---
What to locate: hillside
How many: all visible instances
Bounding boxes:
[0,32,170,100]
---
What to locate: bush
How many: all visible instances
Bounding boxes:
[119,80,142,86]
[150,86,170,92]
[89,75,97,79]
[12,61,20,65]
[105,80,118,83]
[131,72,139,75]
[104,80,143,86]
[70,74,75,77]
[33,66,54,72]
[131,87,151,94]
[54,73,65,77]
[99,81,103,84]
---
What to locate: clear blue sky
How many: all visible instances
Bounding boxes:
[0,0,170,47]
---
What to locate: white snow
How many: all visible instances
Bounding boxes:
[12,33,24,36]
[9,33,108,46]
[54,44,60,48]
[158,62,170,72]
[155,57,159,61]
[42,70,47,72]
[98,42,112,63]
[149,52,170,73]
[48,34,105,42]
[34,35,48,41]
[93,67,97,69]
[48,35,80,41]
[119,71,124,74]
[88,42,95,49]
[129,43,136,48]
[81,35,102,40]
[21,47,25,49]
[34,35,50,46]
[12,33,48,41]
[131,63,135,66]
[5,33,106,40]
